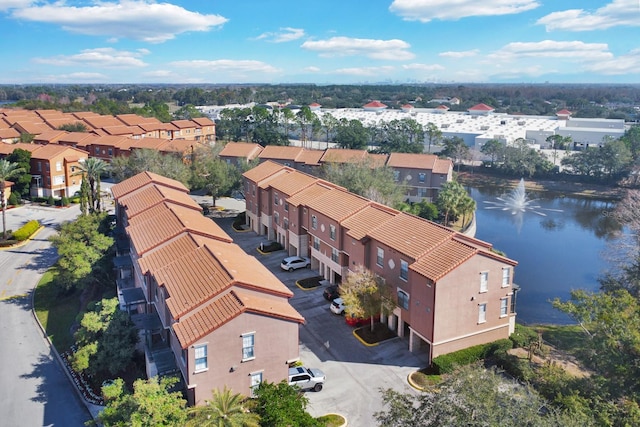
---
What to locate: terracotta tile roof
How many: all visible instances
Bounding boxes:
[72,112,99,119]
[369,153,389,167]
[158,139,198,154]
[119,137,168,151]
[126,203,231,255]
[363,101,387,109]
[118,184,201,219]
[556,109,572,116]
[171,119,196,129]
[0,142,41,155]
[410,239,478,281]
[242,160,288,183]
[387,152,437,169]
[436,105,450,110]
[138,122,168,132]
[116,114,162,126]
[0,128,20,139]
[13,121,54,134]
[29,144,88,161]
[111,171,189,199]
[342,204,397,241]
[138,233,200,275]
[218,142,264,159]
[172,291,244,348]
[320,148,368,164]
[92,135,130,148]
[286,181,342,207]
[296,149,324,166]
[57,132,96,146]
[433,158,453,175]
[266,170,318,196]
[173,290,304,348]
[43,117,87,129]
[101,125,143,136]
[191,117,215,127]
[82,115,123,129]
[193,237,294,297]
[258,145,305,161]
[305,188,370,222]
[468,103,494,111]
[34,130,68,143]
[367,212,454,259]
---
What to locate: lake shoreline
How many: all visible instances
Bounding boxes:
[458,171,625,201]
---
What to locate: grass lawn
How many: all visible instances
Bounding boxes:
[33,269,81,353]
[538,324,589,356]
[316,413,346,426]
[296,275,324,290]
[354,323,397,345]
[409,370,442,390]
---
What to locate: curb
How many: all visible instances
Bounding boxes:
[0,225,45,251]
[352,328,379,347]
[295,280,320,291]
[406,371,425,391]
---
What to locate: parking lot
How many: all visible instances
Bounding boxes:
[213,215,427,425]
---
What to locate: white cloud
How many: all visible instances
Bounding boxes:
[142,70,174,78]
[255,27,305,43]
[11,0,228,43]
[39,72,110,83]
[402,63,445,71]
[0,0,32,12]
[33,48,149,68]
[537,0,640,31]
[333,66,395,76]
[439,49,479,58]
[389,0,539,22]
[303,66,321,72]
[489,40,613,62]
[301,37,414,60]
[170,59,280,74]
[585,49,640,75]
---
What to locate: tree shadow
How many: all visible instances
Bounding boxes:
[8,244,58,272]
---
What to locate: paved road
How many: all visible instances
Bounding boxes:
[0,204,92,427]
[215,216,428,426]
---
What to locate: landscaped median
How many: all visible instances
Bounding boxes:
[0,219,43,250]
[296,275,324,291]
[256,241,284,255]
[352,323,396,347]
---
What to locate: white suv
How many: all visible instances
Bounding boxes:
[288,366,325,392]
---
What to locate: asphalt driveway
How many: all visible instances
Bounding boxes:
[214,216,427,426]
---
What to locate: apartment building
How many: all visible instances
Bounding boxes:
[387,152,453,202]
[243,161,517,362]
[111,171,303,405]
[0,142,88,198]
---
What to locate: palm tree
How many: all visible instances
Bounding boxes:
[75,158,109,214]
[186,387,259,427]
[459,195,477,231]
[0,159,25,240]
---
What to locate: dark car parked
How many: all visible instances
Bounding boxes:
[323,285,340,301]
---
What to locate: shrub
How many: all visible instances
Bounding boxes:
[47,195,55,205]
[61,196,69,206]
[7,192,19,206]
[486,338,513,356]
[12,220,40,241]
[69,195,81,204]
[432,343,488,374]
[510,323,539,348]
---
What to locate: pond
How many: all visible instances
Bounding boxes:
[469,184,625,325]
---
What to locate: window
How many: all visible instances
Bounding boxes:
[53,175,65,185]
[242,333,255,361]
[311,215,318,230]
[418,173,426,183]
[313,237,320,250]
[55,161,62,171]
[274,193,279,206]
[500,298,508,317]
[329,225,336,240]
[393,170,400,182]
[107,148,113,156]
[274,212,279,225]
[250,371,263,397]
[480,272,488,293]
[478,303,487,323]
[331,248,339,263]
[377,248,384,267]
[284,202,289,212]
[502,268,510,287]
[418,187,427,198]
[37,162,42,172]
[283,218,289,230]
[194,344,208,371]
[397,289,409,310]
[95,147,100,154]
[400,260,408,281]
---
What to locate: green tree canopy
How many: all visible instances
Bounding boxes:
[339,265,395,332]
[97,377,187,427]
[110,149,190,186]
[186,386,259,427]
[253,381,321,427]
[334,118,370,150]
[0,159,26,240]
[5,148,32,197]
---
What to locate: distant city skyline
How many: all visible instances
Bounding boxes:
[1,0,639,85]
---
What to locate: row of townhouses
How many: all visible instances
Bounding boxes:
[0,108,216,143]
[243,161,518,361]
[219,142,453,202]
[111,171,304,405]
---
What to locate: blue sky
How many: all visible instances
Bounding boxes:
[0,0,639,85]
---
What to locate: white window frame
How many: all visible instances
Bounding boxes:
[418,172,426,183]
[250,371,263,397]
[480,271,489,293]
[397,289,409,310]
[313,236,320,250]
[500,298,508,317]
[400,260,408,281]
[331,248,339,263]
[329,224,336,240]
[242,332,255,361]
[393,170,400,182]
[311,215,318,230]
[478,303,487,324]
[55,161,62,172]
[377,247,384,267]
[274,193,279,206]
[274,211,279,225]
[194,343,208,372]
[502,267,510,287]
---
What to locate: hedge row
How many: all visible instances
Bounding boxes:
[432,338,513,374]
[12,220,41,241]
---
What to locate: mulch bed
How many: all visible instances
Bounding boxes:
[297,276,324,289]
[354,323,397,345]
